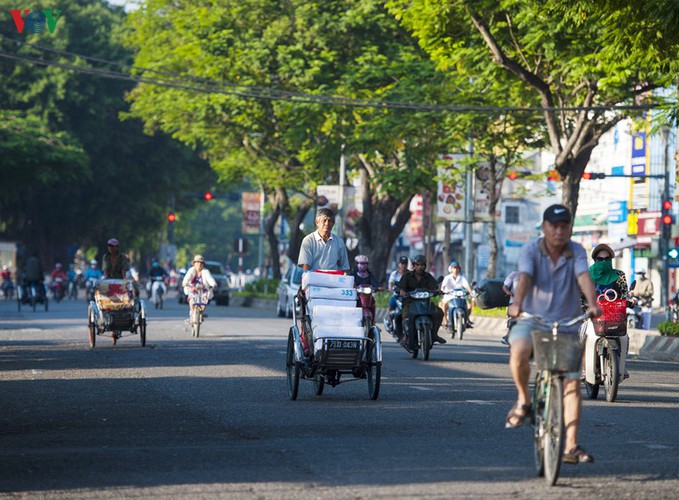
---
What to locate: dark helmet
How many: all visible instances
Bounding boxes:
[412,254,426,265]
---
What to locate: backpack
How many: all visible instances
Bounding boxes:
[474,279,510,309]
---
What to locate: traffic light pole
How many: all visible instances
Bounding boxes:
[661,128,671,309]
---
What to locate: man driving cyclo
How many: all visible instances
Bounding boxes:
[506,205,601,465]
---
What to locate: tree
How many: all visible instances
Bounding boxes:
[386,0,679,214]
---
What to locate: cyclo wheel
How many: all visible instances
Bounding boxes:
[367,341,381,400]
[421,324,431,361]
[88,305,96,349]
[603,347,619,402]
[286,329,300,400]
[543,375,565,486]
[314,374,324,396]
[532,372,546,477]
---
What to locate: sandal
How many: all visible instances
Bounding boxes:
[563,445,594,464]
[505,402,531,429]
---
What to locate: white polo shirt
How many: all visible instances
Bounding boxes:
[297,231,349,271]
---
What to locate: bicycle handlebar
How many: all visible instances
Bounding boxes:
[519,311,593,329]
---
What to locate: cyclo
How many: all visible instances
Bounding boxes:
[286,270,382,400]
[87,279,147,347]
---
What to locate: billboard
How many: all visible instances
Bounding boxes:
[242,192,261,235]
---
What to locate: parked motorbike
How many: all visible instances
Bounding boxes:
[583,291,628,402]
[445,288,469,340]
[403,288,441,361]
[52,277,66,303]
[148,276,166,310]
[626,296,642,330]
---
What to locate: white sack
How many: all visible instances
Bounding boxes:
[302,272,354,290]
[305,286,356,301]
[310,305,363,327]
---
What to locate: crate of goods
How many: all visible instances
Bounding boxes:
[310,305,363,327]
[305,285,356,301]
[95,279,134,311]
[302,271,354,290]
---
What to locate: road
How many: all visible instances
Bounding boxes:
[1,294,678,499]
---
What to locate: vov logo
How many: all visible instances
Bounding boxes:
[10,9,63,34]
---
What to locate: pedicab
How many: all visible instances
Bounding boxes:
[17,281,48,312]
[87,279,147,348]
[286,270,382,400]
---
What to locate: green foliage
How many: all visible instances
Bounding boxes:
[472,306,508,318]
[657,321,679,337]
[241,278,279,298]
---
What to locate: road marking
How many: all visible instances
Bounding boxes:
[410,386,433,391]
[466,400,494,405]
[645,444,670,450]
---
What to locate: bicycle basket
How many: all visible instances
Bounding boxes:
[592,299,626,336]
[531,326,583,372]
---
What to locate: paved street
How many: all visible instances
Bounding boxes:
[1,294,678,499]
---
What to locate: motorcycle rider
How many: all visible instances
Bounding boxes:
[350,255,380,289]
[49,263,68,296]
[182,255,216,321]
[440,261,474,329]
[629,269,654,330]
[84,259,103,300]
[146,260,168,298]
[396,254,446,346]
[385,256,409,333]
[1,265,13,298]
[582,243,630,379]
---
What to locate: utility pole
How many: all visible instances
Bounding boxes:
[257,186,265,273]
[661,128,671,309]
[464,138,475,282]
[337,144,346,237]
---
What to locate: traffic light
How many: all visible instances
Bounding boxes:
[668,248,679,260]
[203,191,214,201]
[167,212,176,223]
[507,170,531,180]
[582,172,606,180]
[662,199,673,239]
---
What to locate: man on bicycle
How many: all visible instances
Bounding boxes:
[297,208,350,272]
[506,204,601,465]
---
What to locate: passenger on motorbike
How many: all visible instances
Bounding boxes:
[396,254,446,346]
[385,256,408,334]
[440,261,474,329]
[182,255,216,320]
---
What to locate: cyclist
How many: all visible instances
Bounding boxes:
[297,208,350,272]
[102,238,131,279]
[396,254,446,347]
[440,260,474,329]
[506,204,601,465]
[182,255,216,321]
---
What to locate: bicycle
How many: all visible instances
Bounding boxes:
[187,284,210,338]
[520,311,591,486]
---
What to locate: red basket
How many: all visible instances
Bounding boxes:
[592,298,627,336]
[314,269,345,275]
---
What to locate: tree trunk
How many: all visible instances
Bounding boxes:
[264,199,282,280]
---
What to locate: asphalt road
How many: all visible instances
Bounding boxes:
[1,293,678,499]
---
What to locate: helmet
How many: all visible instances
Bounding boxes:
[448,260,461,273]
[412,254,426,265]
[637,269,647,275]
[55,263,62,270]
[192,255,205,264]
[355,255,369,264]
[90,259,98,266]
[2,265,7,271]
[107,238,119,246]
[152,260,160,268]
[398,256,408,265]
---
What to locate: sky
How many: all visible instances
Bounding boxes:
[106,0,140,12]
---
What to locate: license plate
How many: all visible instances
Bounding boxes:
[328,339,359,349]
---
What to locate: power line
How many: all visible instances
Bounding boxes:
[0,35,659,114]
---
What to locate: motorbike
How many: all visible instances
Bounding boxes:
[670,295,679,323]
[626,296,642,330]
[148,276,167,310]
[583,290,628,402]
[1,277,14,300]
[52,277,66,303]
[384,292,402,338]
[444,288,469,340]
[403,288,441,361]
[356,284,377,332]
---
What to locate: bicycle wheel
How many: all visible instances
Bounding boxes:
[191,309,201,338]
[543,376,564,485]
[532,372,546,477]
[421,324,431,361]
[367,342,381,400]
[286,329,300,400]
[603,348,619,402]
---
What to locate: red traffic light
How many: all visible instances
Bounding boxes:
[582,172,592,180]
[508,171,518,180]
[663,215,673,225]
[663,200,672,211]
[167,212,176,222]
[204,192,214,201]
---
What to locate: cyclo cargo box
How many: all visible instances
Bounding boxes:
[531,326,583,372]
[474,279,510,310]
[301,271,354,290]
[592,299,626,336]
[94,279,134,311]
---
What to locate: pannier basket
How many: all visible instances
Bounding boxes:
[531,326,583,373]
[592,299,626,336]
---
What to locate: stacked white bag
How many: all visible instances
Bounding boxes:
[301,272,365,351]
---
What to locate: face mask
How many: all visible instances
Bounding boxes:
[589,260,617,285]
